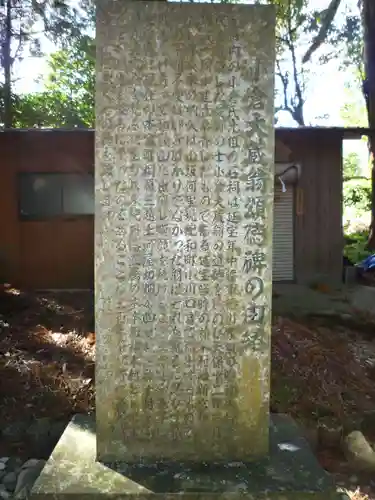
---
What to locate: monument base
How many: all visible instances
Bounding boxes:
[30,414,347,500]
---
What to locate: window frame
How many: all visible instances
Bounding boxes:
[18,172,95,221]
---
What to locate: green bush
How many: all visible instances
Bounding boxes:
[343,183,371,212]
[344,229,371,264]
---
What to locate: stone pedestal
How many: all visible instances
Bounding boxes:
[30,414,347,500]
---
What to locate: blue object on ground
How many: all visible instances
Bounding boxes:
[357,254,375,271]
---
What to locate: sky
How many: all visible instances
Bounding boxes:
[9,0,369,165]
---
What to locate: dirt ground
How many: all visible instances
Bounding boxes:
[1,284,375,499]
[0,285,96,457]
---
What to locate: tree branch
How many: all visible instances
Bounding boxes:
[12,26,24,63]
[344,176,371,182]
[286,0,305,125]
[302,0,343,64]
[275,61,297,119]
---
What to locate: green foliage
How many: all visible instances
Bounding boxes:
[257,0,361,126]
[343,182,371,211]
[341,80,368,126]
[0,85,23,124]
[340,15,364,75]
[316,12,363,73]
[343,151,361,179]
[342,152,370,213]
[342,150,371,237]
[15,36,95,128]
[343,229,371,264]
[343,149,371,214]
[0,0,93,127]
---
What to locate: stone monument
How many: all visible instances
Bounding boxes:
[31,1,347,498]
[96,0,274,464]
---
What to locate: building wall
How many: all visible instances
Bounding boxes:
[0,130,94,289]
[278,128,343,285]
[0,128,343,289]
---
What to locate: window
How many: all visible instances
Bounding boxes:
[19,173,94,219]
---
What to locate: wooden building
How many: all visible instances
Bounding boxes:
[0,127,364,290]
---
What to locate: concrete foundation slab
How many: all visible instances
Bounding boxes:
[30,414,348,500]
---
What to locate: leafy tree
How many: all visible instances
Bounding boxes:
[256,0,361,126]
[343,152,362,181]
[342,151,370,218]
[272,0,309,125]
[300,0,375,248]
[340,79,370,198]
[12,0,365,133]
[343,183,371,210]
[344,229,371,264]
[0,0,91,128]
[15,35,95,128]
[341,78,368,128]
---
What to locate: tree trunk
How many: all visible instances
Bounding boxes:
[1,0,12,128]
[364,0,375,249]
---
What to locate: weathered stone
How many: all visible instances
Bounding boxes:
[30,413,347,499]
[8,458,23,474]
[96,0,275,464]
[2,471,17,491]
[21,459,45,470]
[0,485,11,500]
[14,460,45,499]
[342,430,375,471]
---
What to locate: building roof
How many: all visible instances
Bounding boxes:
[0,126,373,139]
[276,127,373,139]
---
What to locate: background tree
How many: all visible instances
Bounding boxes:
[273,0,308,126]
[0,0,90,128]
[300,0,375,248]
[342,150,371,239]
[16,35,95,128]
[341,76,368,127]
[257,0,361,126]
[343,152,362,180]
[340,58,372,257]
[6,0,367,134]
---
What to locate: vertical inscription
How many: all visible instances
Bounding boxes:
[96,2,275,462]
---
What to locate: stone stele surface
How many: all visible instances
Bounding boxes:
[96,0,276,463]
[30,413,349,500]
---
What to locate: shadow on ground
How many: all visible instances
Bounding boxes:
[0,285,95,459]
